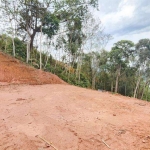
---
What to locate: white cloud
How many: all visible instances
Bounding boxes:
[119,5,135,18]
[142,6,150,13]
[96,0,150,50]
[100,0,136,34]
[106,30,150,51]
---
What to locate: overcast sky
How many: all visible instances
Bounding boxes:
[94,0,150,50]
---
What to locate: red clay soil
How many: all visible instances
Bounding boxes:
[0,52,150,150]
[0,52,65,84]
[0,84,150,150]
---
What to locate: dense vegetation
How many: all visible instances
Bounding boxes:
[0,0,150,101]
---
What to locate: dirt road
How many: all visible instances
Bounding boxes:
[0,84,150,150]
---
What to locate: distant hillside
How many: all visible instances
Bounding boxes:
[0,52,66,85]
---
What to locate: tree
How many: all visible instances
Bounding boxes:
[1,0,60,64]
[0,0,18,57]
[19,0,60,65]
[81,50,109,89]
[109,40,134,93]
[134,39,150,98]
[52,0,99,80]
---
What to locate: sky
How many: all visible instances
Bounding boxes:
[94,0,150,50]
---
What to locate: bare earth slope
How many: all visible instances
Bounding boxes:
[0,52,150,150]
[0,84,150,150]
[0,52,65,84]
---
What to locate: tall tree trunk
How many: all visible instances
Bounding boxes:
[92,75,96,89]
[133,77,141,98]
[40,27,43,70]
[146,85,149,101]
[26,41,30,63]
[5,39,7,53]
[44,54,49,70]
[125,84,127,96]
[115,75,119,93]
[67,54,71,81]
[26,29,30,63]
[12,37,15,57]
[76,54,82,82]
[30,31,36,51]
[79,56,83,82]
[144,85,149,101]
[111,81,113,92]
[10,19,16,57]
[115,65,121,93]
[30,36,34,51]
[141,80,150,100]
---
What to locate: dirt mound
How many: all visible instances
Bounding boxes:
[0,52,66,85]
[0,84,150,150]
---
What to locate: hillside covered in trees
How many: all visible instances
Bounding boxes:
[0,0,150,101]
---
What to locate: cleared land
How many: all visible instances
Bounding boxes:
[0,52,150,150]
[0,52,65,85]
